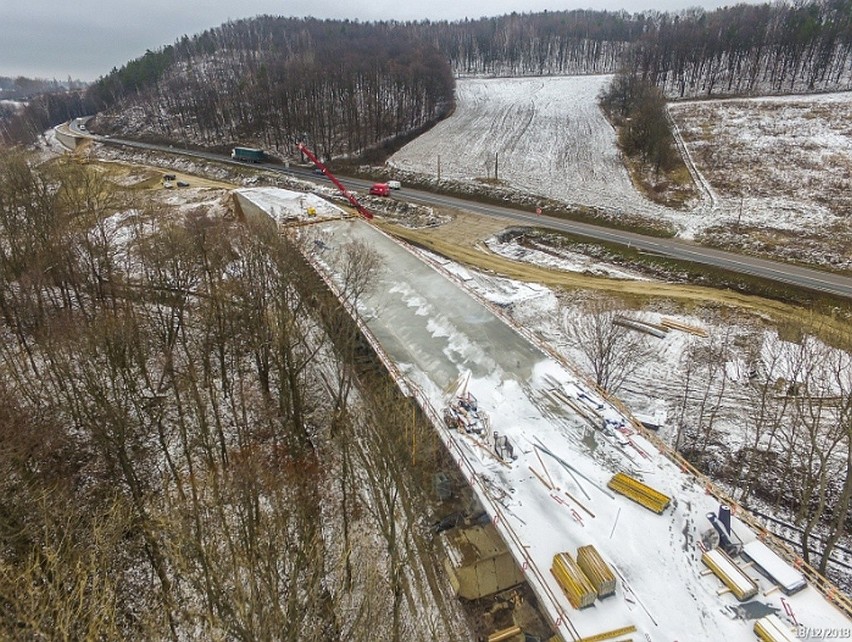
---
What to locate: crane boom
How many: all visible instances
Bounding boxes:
[297,143,373,220]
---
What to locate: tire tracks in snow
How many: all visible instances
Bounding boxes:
[667,107,717,211]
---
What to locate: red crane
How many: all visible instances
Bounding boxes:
[297,143,373,220]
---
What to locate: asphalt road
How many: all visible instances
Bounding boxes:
[71,123,852,301]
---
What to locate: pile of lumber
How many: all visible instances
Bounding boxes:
[607,472,671,514]
[753,614,796,642]
[486,625,524,642]
[614,315,668,339]
[576,545,617,598]
[552,552,597,609]
[577,625,638,642]
[702,548,759,602]
[660,317,709,337]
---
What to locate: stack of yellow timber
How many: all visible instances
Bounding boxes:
[552,552,597,609]
[753,614,797,642]
[607,472,671,514]
[701,547,759,601]
[576,545,617,598]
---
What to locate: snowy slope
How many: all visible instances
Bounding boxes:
[388,77,852,262]
[389,76,659,216]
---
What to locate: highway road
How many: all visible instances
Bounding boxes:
[69,121,852,301]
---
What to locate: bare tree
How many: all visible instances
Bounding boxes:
[820,347,852,576]
[0,495,133,641]
[735,330,794,504]
[561,297,656,393]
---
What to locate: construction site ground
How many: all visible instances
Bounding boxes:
[54,140,852,638]
[297,208,851,640]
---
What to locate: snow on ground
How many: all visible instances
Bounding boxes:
[234,187,347,227]
[485,233,654,281]
[670,92,852,266]
[0,99,26,110]
[389,77,852,265]
[390,76,670,221]
[301,211,851,641]
[29,128,69,162]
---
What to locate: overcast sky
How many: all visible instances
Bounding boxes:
[2,0,765,81]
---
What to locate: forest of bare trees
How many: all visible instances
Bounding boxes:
[626,0,852,97]
[3,3,851,150]
[0,153,471,640]
[88,18,455,162]
[414,10,639,77]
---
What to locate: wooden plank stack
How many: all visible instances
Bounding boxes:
[577,625,638,642]
[576,545,617,598]
[702,548,759,602]
[660,317,709,337]
[753,614,797,642]
[552,552,597,609]
[486,625,524,642]
[607,472,671,514]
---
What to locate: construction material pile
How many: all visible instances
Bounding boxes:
[552,552,597,609]
[443,391,490,436]
[576,545,616,598]
[607,472,670,514]
[702,547,759,602]
[753,614,797,642]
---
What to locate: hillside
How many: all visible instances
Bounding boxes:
[89,17,454,161]
[389,77,852,273]
[0,150,477,639]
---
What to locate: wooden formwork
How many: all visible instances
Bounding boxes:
[486,625,524,642]
[576,545,617,598]
[753,614,797,642]
[701,548,759,602]
[577,624,638,641]
[607,472,670,514]
[552,552,597,609]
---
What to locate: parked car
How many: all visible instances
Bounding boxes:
[163,174,177,181]
[387,180,401,190]
[176,180,189,187]
[369,182,391,197]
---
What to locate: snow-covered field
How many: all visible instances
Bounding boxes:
[389,77,852,269]
[390,76,657,217]
[671,93,852,268]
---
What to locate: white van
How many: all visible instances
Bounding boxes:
[387,180,401,190]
